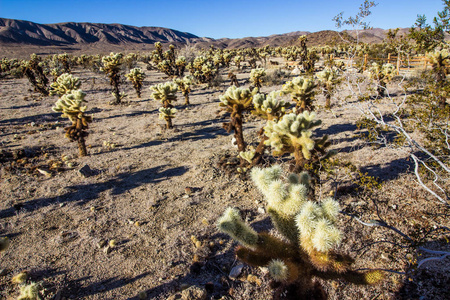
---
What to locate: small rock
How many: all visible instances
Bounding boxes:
[257,207,265,214]
[97,240,107,249]
[103,245,112,254]
[181,286,207,300]
[229,264,244,280]
[78,164,94,177]
[138,291,147,300]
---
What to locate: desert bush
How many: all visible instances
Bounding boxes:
[218,165,383,299]
[125,68,146,98]
[264,68,290,86]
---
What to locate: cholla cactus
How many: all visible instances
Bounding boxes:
[250,68,266,92]
[217,165,383,299]
[219,86,254,154]
[368,63,395,98]
[249,91,291,167]
[252,91,289,121]
[158,107,177,129]
[282,76,317,113]
[125,68,146,98]
[234,55,243,70]
[173,75,193,105]
[124,53,138,69]
[50,73,81,97]
[150,82,178,128]
[52,89,92,156]
[316,67,341,108]
[100,52,125,104]
[20,54,50,96]
[175,56,187,76]
[264,112,334,172]
[150,82,178,108]
[426,48,450,107]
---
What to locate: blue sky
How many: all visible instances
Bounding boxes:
[0,0,445,39]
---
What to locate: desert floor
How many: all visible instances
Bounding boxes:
[0,60,449,299]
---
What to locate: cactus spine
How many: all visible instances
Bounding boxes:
[218,165,383,299]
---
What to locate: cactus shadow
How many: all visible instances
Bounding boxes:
[393,238,450,300]
[360,156,414,182]
[61,272,152,298]
[0,165,188,219]
[0,112,59,126]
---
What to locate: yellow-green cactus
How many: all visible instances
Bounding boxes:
[250,68,266,92]
[316,67,341,108]
[50,73,81,97]
[100,52,124,104]
[125,68,146,98]
[52,89,92,156]
[217,165,383,299]
[158,107,177,129]
[173,75,193,105]
[282,76,317,113]
[368,62,395,98]
[219,86,254,154]
[252,91,289,121]
[149,82,178,108]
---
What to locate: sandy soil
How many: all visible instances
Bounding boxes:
[0,61,449,300]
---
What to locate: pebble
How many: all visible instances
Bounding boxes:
[229,264,244,280]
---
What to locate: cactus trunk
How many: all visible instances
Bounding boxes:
[184,93,190,105]
[78,137,87,157]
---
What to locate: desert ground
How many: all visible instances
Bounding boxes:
[0,57,449,300]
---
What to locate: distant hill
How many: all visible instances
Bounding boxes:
[0,18,414,58]
[0,18,198,46]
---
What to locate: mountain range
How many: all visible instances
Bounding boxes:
[0,18,410,58]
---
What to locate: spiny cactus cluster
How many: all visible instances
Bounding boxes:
[368,62,395,98]
[50,73,81,97]
[150,82,179,129]
[252,91,289,121]
[282,76,317,113]
[125,68,146,98]
[52,89,92,156]
[218,165,383,299]
[20,54,50,96]
[264,112,334,172]
[316,67,341,108]
[100,52,126,104]
[219,86,255,154]
[250,68,266,92]
[173,75,193,105]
